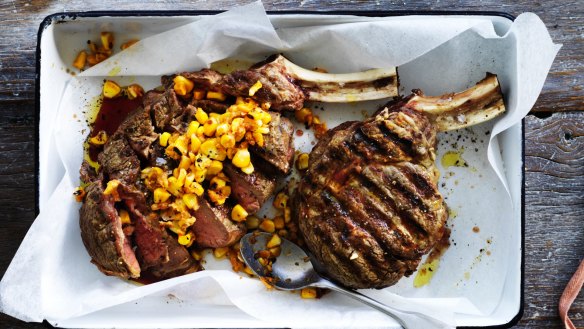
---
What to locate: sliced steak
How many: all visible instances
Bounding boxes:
[132,214,169,269]
[148,235,198,279]
[119,106,158,159]
[79,180,140,278]
[98,131,141,184]
[249,111,295,176]
[221,64,305,112]
[223,162,276,214]
[190,99,229,114]
[79,160,97,184]
[192,198,245,248]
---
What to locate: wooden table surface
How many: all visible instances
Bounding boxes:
[0,1,582,328]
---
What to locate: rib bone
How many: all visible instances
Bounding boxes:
[221,54,398,111]
[406,73,506,131]
[274,55,399,102]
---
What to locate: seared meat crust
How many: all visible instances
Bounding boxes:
[295,97,448,289]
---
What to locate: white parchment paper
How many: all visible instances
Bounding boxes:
[1,1,560,328]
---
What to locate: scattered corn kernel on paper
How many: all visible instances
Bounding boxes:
[0,1,560,328]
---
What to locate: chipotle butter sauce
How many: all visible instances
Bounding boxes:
[88,95,143,161]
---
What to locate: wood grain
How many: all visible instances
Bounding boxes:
[0,1,582,328]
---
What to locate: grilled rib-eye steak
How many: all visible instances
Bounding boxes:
[294,74,505,289]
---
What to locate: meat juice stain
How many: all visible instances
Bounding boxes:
[413,228,451,288]
[85,95,143,162]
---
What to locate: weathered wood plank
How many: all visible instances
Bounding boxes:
[518,112,584,329]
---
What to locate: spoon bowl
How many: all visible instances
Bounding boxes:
[240,232,453,329]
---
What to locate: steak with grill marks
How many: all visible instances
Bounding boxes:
[294,74,506,289]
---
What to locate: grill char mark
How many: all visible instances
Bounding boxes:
[295,98,448,289]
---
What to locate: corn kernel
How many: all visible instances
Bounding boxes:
[120,39,138,50]
[246,215,260,229]
[301,287,318,299]
[196,126,206,140]
[207,91,226,101]
[193,90,205,100]
[173,135,189,156]
[87,52,108,66]
[269,246,281,257]
[260,112,272,124]
[182,193,198,210]
[273,192,288,209]
[195,109,209,124]
[296,153,309,170]
[207,160,223,176]
[213,247,229,259]
[154,187,171,203]
[215,123,229,137]
[89,130,108,146]
[253,132,264,147]
[199,139,216,157]
[243,266,255,276]
[103,80,122,98]
[261,102,271,111]
[177,233,192,246]
[295,107,313,125]
[173,75,194,96]
[73,50,87,70]
[166,177,181,196]
[241,163,254,175]
[190,135,201,153]
[266,234,281,248]
[273,216,285,230]
[178,156,191,171]
[185,121,200,137]
[220,134,236,149]
[203,118,218,137]
[194,169,206,183]
[231,204,248,222]
[103,179,120,195]
[248,80,263,96]
[73,187,86,202]
[210,176,227,189]
[259,219,275,233]
[284,207,292,223]
[191,182,204,196]
[100,32,114,50]
[119,209,131,225]
[191,250,203,261]
[232,149,251,168]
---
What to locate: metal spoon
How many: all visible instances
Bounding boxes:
[240,232,452,329]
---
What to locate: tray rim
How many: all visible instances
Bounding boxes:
[34,10,524,329]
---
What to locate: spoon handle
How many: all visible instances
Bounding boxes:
[317,280,453,329]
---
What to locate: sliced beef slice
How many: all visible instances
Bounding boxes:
[190,99,229,114]
[148,235,198,279]
[79,160,98,184]
[132,214,169,269]
[79,180,140,278]
[98,131,141,184]
[192,198,245,248]
[119,106,158,159]
[221,68,305,112]
[223,162,276,214]
[249,111,295,176]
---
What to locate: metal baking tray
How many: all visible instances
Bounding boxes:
[35,10,524,328]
